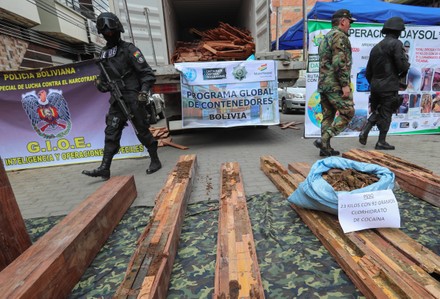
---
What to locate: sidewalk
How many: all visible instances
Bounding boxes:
[8,113,440,219]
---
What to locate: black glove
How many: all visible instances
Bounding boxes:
[95,75,110,92]
[138,91,150,104]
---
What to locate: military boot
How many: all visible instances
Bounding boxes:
[82,154,112,180]
[375,141,395,150]
[313,137,333,157]
[359,121,374,145]
[146,141,162,174]
[375,131,395,150]
[319,149,340,157]
[319,144,340,157]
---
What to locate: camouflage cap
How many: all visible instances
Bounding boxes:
[332,9,356,23]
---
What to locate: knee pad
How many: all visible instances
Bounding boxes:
[105,115,123,135]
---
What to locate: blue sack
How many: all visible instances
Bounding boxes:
[287,157,395,215]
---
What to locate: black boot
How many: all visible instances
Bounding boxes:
[375,141,395,150]
[359,121,373,145]
[313,137,333,157]
[375,131,395,150]
[82,154,112,180]
[319,148,340,157]
[146,142,162,174]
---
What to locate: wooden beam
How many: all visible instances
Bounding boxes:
[0,175,137,298]
[0,158,32,271]
[213,162,265,298]
[288,162,440,276]
[115,154,197,298]
[342,149,440,207]
[261,156,440,298]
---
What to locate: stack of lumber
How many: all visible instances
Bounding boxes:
[0,159,31,271]
[214,162,265,298]
[0,176,137,298]
[171,22,255,63]
[342,149,440,207]
[149,126,188,150]
[260,156,440,298]
[114,155,197,298]
[279,121,303,130]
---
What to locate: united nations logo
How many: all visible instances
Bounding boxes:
[182,68,197,82]
[232,65,247,81]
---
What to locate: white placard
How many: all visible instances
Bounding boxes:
[338,189,400,233]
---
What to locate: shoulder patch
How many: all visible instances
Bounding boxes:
[133,50,145,63]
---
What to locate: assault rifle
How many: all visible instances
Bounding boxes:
[97,60,138,135]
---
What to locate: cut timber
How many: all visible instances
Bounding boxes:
[261,156,440,298]
[342,149,440,207]
[115,154,197,298]
[172,22,255,63]
[150,126,188,150]
[0,176,137,298]
[0,159,32,271]
[279,121,303,130]
[288,162,440,276]
[213,162,265,299]
[161,139,189,150]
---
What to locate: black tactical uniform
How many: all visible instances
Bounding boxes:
[359,17,410,150]
[82,12,161,180]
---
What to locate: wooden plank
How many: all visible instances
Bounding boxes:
[161,139,189,150]
[261,156,440,298]
[0,176,137,298]
[114,155,197,298]
[289,159,440,297]
[213,162,265,299]
[0,158,32,271]
[346,228,440,298]
[279,121,296,129]
[375,228,440,275]
[202,43,218,55]
[342,149,440,207]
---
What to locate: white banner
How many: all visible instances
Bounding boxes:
[305,20,440,137]
[175,60,279,128]
[338,189,400,233]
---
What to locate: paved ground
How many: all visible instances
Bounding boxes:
[8,113,440,219]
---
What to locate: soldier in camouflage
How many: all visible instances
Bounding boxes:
[314,9,356,157]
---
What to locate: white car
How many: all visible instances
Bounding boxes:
[278,87,306,114]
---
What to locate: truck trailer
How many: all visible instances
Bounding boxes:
[109,0,305,131]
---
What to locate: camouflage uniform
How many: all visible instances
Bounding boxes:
[318,27,355,144]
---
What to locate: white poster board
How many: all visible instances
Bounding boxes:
[175,60,279,128]
[305,20,440,137]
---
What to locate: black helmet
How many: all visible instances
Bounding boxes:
[96,12,124,34]
[381,17,405,33]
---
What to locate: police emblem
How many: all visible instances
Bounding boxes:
[21,89,72,139]
[232,65,247,81]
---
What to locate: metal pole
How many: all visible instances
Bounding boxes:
[143,7,158,65]
[122,0,135,44]
[275,6,280,50]
[302,0,308,60]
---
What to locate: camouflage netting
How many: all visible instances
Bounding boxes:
[24,190,440,298]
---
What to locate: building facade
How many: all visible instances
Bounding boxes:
[0,0,108,71]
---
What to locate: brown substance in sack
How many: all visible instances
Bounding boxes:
[322,168,379,191]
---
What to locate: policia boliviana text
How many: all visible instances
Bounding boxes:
[82,12,161,180]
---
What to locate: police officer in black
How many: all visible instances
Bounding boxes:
[359,17,410,150]
[82,12,161,180]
